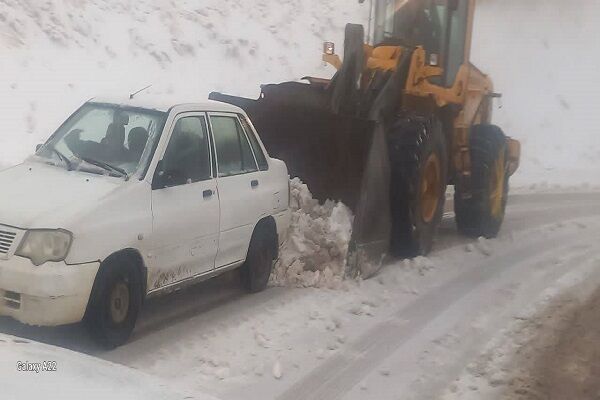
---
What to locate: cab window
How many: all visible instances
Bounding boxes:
[211,115,258,177]
[159,116,212,187]
[445,0,468,86]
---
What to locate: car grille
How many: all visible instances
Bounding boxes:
[0,228,17,255]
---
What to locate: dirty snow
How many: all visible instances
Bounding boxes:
[441,251,600,400]
[271,178,354,289]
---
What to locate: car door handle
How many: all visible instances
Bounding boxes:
[203,189,214,198]
[251,179,259,188]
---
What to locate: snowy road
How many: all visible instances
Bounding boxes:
[1,192,599,400]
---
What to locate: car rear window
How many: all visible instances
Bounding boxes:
[211,115,258,177]
[239,114,269,171]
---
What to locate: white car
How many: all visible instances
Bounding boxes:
[0,97,291,347]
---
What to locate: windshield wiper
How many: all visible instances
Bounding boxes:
[47,147,72,171]
[78,156,128,178]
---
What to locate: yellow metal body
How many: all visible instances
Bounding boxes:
[421,153,442,223]
[323,0,520,182]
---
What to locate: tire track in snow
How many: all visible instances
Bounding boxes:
[278,222,600,400]
[357,243,600,400]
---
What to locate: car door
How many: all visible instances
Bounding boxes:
[148,113,219,291]
[208,113,264,268]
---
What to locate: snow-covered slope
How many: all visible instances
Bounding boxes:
[0,0,366,166]
[472,0,600,189]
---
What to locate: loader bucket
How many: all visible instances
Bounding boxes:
[210,89,391,278]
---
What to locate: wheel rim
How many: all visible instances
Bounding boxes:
[420,153,442,223]
[109,281,130,324]
[490,149,506,219]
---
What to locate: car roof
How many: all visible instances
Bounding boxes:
[89,95,244,114]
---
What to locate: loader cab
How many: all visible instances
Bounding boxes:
[373,0,472,87]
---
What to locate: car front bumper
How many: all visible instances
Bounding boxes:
[0,256,100,326]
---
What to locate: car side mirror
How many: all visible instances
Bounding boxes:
[152,160,167,190]
[152,161,185,189]
[323,41,335,55]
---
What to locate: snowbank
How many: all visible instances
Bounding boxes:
[271,178,353,289]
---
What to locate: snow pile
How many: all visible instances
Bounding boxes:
[271,178,353,289]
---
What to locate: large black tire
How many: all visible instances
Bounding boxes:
[84,256,143,349]
[241,224,276,293]
[388,115,448,257]
[455,125,509,238]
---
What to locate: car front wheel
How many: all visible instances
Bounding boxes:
[84,256,142,348]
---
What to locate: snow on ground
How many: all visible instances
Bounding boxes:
[441,253,600,400]
[2,193,597,399]
[271,178,353,289]
[0,333,217,400]
[95,195,600,399]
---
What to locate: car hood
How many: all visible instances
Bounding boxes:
[0,162,125,229]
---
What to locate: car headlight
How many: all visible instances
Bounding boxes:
[16,229,73,266]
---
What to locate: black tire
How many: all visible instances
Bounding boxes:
[388,115,448,257]
[455,124,509,238]
[241,224,275,293]
[84,256,143,349]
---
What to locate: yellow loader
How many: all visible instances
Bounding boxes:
[210,0,521,277]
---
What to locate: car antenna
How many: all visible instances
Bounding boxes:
[129,84,152,99]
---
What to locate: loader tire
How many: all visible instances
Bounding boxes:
[388,115,448,257]
[455,125,509,238]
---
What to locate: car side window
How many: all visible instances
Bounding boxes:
[160,116,211,187]
[211,115,258,177]
[239,115,269,171]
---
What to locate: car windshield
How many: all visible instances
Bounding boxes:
[33,103,167,177]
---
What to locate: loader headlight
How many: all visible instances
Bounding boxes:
[16,229,72,266]
[323,41,335,55]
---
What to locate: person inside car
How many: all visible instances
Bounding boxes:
[127,126,149,163]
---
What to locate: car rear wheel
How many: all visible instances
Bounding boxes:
[84,256,142,348]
